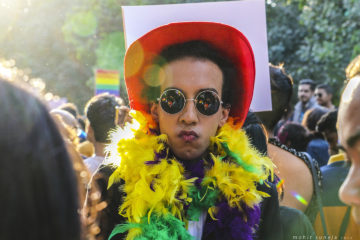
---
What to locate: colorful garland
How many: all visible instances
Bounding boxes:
[105,110,274,240]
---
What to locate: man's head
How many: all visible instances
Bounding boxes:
[150,41,232,161]
[256,64,293,131]
[85,93,124,144]
[123,22,256,162]
[316,110,338,155]
[315,84,333,108]
[298,79,315,104]
[338,55,360,224]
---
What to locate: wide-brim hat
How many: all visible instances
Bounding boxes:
[124,22,255,125]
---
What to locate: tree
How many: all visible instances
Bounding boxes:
[1,0,359,109]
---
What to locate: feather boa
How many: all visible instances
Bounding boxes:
[105,110,274,240]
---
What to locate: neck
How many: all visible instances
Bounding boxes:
[301,101,308,108]
[93,142,106,157]
[325,102,334,109]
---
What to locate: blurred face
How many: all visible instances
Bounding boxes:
[151,57,230,161]
[298,84,313,104]
[338,76,360,224]
[315,88,332,107]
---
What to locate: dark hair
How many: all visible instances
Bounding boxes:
[0,79,81,240]
[299,79,315,91]
[316,84,333,95]
[277,122,309,152]
[302,107,329,132]
[256,64,293,130]
[243,111,267,156]
[85,93,124,143]
[145,40,236,106]
[59,102,79,118]
[317,110,338,133]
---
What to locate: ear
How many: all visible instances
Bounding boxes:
[150,103,159,123]
[218,107,230,127]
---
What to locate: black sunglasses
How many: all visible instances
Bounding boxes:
[315,93,322,98]
[157,88,225,116]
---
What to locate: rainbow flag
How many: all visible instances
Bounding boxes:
[95,69,120,96]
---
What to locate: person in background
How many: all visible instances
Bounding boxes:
[257,64,317,213]
[277,122,309,152]
[292,79,318,123]
[59,102,87,141]
[0,78,81,240]
[84,93,129,175]
[316,110,339,156]
[302,107,330,167]
[51,113,103,240]
[257,63,293,137]
[314,84,336,110]
[244,111,316,240]
[51,109,81,147]
[59,102,80,119]
[338,54,360,225]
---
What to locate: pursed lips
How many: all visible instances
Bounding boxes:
[178,130,199,142]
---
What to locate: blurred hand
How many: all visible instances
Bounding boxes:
[116,106,132,127]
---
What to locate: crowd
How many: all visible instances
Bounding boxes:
[1,21,360,240]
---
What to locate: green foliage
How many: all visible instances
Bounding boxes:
[267,0,360,106]
[63,11,97,38]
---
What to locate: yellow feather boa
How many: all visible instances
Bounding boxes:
[106,110,274,234]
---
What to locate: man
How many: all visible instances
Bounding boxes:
[338,55,360,225]
[314,84,336,110]
[104,22,282,240]
[84,93,128,174]
[292,79,318,123]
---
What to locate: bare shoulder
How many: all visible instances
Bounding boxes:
[267,141,314,212]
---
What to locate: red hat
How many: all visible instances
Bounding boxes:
[124,22,255,125]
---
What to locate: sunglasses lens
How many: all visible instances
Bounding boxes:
[160,89,185,114]
[196,91,220,116]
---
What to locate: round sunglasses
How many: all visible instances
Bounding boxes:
[157,88,224,116]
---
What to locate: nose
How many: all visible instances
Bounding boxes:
[339,166,360,206]
[179,100,199,125]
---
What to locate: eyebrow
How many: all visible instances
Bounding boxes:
[162,87,219,97]
[195,88,219,95]
[346,129,360,148]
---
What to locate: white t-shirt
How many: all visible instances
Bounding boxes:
[187,211,207,240]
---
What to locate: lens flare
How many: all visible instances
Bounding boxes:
[291,191,308,206]
[125,41,144,78]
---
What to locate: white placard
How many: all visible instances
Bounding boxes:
[122,0,271,112]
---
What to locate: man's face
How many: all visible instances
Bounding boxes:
[338,76,360,224]
[151,57,229,161]
[298,84,313,104]
[315,88,332,107]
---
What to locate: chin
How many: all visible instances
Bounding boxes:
[173,148,204,161]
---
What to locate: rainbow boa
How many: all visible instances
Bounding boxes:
[105,111,274,240]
